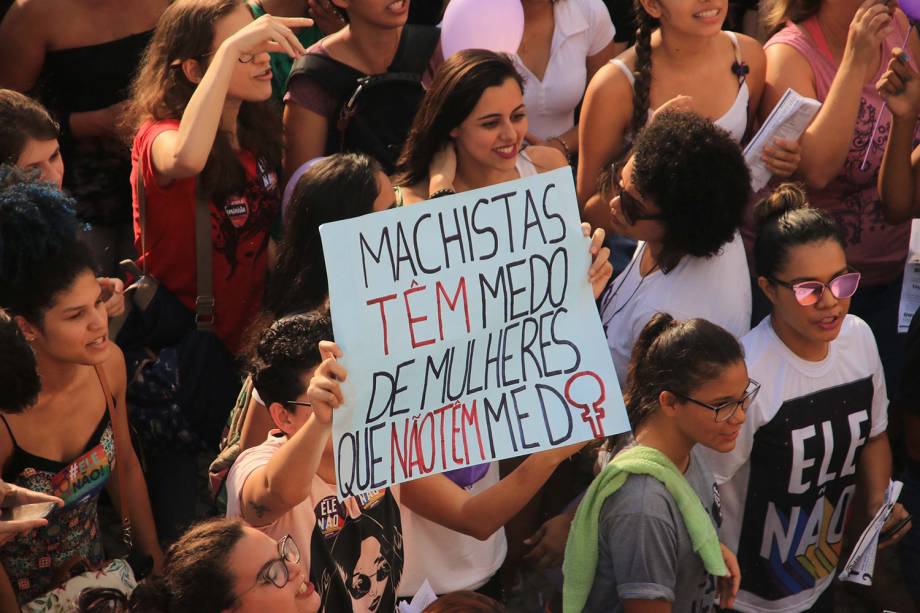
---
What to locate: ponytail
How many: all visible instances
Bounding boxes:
[624,313,744,429]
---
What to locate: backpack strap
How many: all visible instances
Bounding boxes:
[286,52,363,102]
[389,24,440,75]
[134,163,214,331]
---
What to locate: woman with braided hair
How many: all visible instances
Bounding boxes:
[576,0,801,231]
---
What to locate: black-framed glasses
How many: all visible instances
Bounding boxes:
[768,271,861,306]
[345,559,392,599]
[286,400,312,408]
[611,160,666,226]
[671,379,761,423]
[234,534,301,601]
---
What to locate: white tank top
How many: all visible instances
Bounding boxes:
[516,150,540,177]
[610,31,749,143]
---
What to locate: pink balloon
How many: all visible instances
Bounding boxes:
[441,0,525,58]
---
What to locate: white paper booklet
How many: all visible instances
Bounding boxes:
[898,220,920,333]
[397,579,438,613]
[744,88,822,191]
[838,480,903,586]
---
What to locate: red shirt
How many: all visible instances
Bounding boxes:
[131,119,279,353]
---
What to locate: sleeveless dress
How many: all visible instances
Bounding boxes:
[764,17,919,286]
[0,401,115,604]
[610,31,750,143]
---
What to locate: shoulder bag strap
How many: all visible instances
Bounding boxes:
[194,186,214,331]
[93,363,133,550]
[135,158,214,331]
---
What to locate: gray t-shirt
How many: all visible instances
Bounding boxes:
[584,447,722,612]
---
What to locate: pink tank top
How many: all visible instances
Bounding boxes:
[765,17,918,285]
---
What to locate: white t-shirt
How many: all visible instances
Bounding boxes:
[701,315,888,613]
[600,232,752,383]
[398,462,508,596]
[513,0,615,140]
[226,432,404,612]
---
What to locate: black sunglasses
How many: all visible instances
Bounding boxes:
[345,559,392,599]
[611,160,666,226]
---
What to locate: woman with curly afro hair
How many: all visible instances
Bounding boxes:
[598,111,752,382]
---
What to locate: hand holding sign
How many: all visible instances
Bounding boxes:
[583,224,613,299]
[307,341,346,425]
[320,168,629,499]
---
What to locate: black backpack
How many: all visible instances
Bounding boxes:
[287,25,440,174]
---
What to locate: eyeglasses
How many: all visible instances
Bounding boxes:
[611,160,666,226]
[169,50,256,68]
[768,271,861,306]
[670,379,761,423]
[345,559,392,599]
[286,400,312,408]
[234,535,301,601]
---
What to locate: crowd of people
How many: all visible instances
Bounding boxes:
[0,0,919,611]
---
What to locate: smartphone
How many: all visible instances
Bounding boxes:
[0,502,56,522]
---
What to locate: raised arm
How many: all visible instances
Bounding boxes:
[877,47,920,222]
[239,341,343,525]
[151,15,310,181]
[761,0,893,190]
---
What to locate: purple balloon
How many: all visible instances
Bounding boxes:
[281,156,326,223]
[903,0,920,24]
[441,0,525,58]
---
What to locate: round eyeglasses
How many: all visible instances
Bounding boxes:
[670,379,761,423]
[234,534,301,602]
[768,271,861,306]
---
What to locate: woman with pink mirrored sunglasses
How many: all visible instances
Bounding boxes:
[701,183,909,613]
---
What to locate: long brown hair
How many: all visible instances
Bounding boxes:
[395,49,524,187]
[125,0,282,204]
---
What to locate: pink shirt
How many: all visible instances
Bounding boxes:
[765,17,919,285]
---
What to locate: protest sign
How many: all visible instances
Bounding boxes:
[320,167,629,499]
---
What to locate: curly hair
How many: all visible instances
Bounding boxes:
[0,168,96,325]
[629,111,751,271]
[249,310,334,408]
[625,313,744,429]
[0,310,40,414]
[128,518,245,613]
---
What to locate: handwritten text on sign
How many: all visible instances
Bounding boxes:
[320,168,628,499]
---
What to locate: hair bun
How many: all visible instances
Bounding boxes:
[753,182,808,228]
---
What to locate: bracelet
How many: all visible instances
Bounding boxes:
[550,135,571,160]
[430,188,456,199]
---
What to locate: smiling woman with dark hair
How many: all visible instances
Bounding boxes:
[598,111,753,383]
[702,184,910,613]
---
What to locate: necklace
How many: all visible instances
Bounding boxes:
[600,243,660,331]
